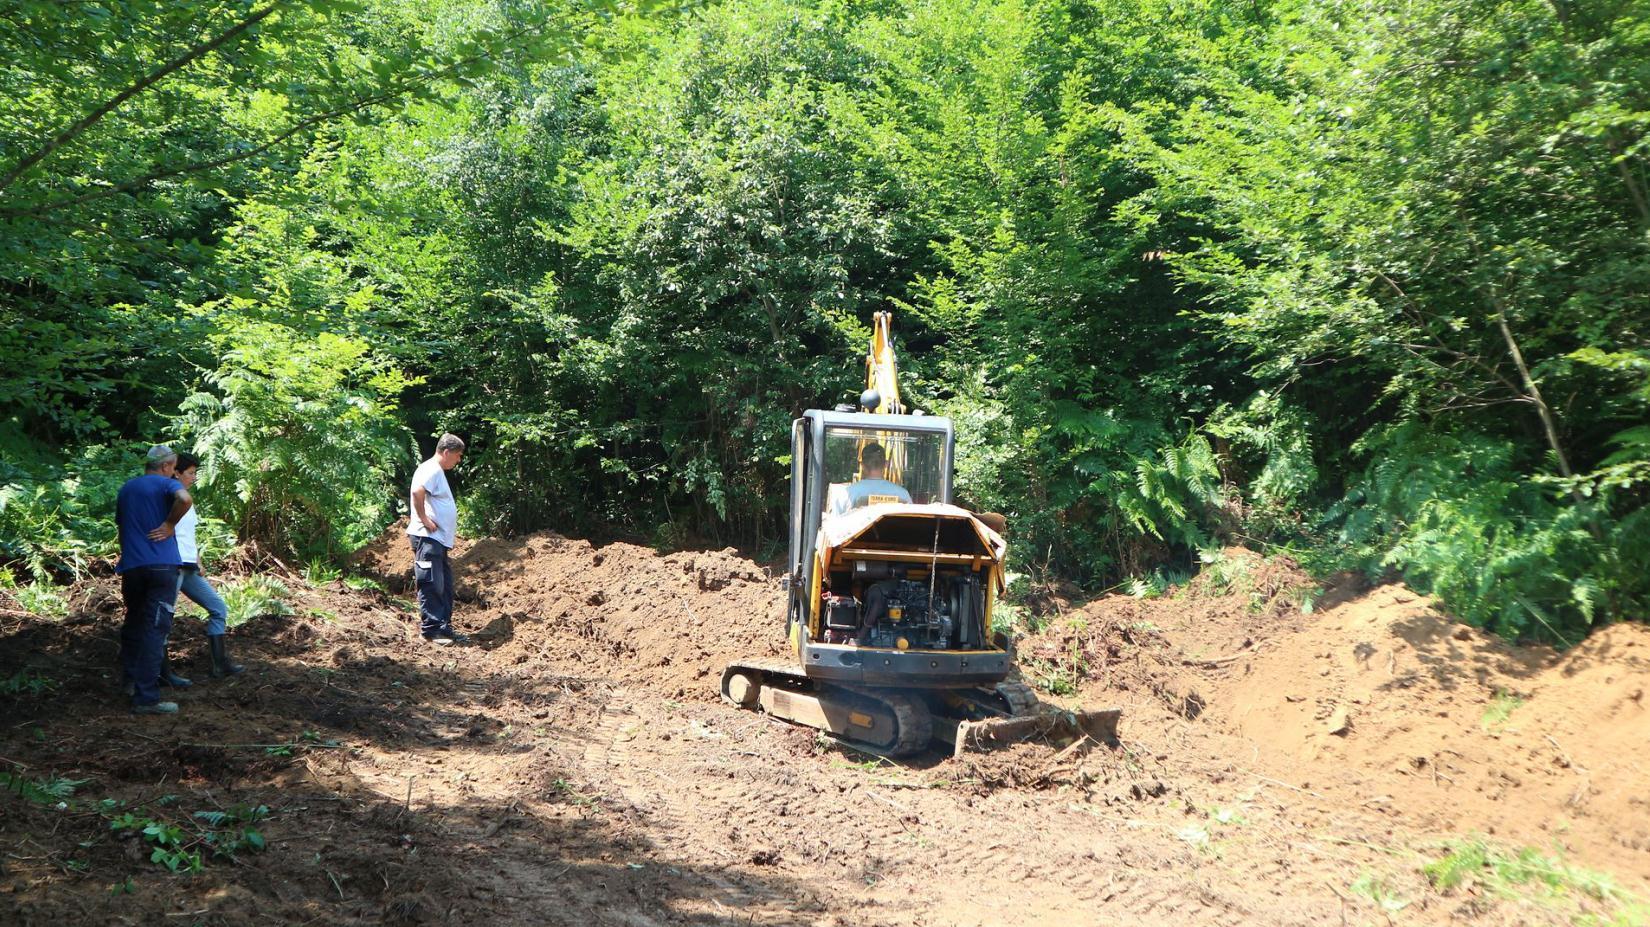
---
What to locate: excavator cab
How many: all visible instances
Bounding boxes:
[782,411,1006,679]
[820,423,944,512]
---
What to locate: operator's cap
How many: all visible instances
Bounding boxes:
[146,444,176,462]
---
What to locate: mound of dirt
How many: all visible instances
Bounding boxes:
[354,524,787,699]
[1023,550,1650,885]
[1205,585,1650,864]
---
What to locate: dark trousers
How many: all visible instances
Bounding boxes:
[120,566,179,706]
[409,536,453,637]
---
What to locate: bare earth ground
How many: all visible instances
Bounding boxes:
[2,532,1646,926]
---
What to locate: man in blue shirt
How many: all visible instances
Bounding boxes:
[831,443,912,517]
[116,445,193,714]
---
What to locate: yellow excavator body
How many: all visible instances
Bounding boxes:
[721,312,1119,757]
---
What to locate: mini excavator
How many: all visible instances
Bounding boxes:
[722,313,1119,757]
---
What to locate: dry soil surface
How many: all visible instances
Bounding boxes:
[1,534,1645,926]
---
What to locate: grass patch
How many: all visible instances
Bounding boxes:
[15,583,69,618]
[3,773,272,874]
[1,669,56,696]
[106,801,271,873]
[1127,565,1191,599]
[1423,837,1644,924]
[1196,549,1254,596]
[343,574,385,593]
[990,600,1047,637]
[1480,689,1525,729]
[550,778,601,811]
[1,568,69,618]
[1,771,88,805]
[1021,654,1080,697]
[1349,872,1413,913]
[303,557,343,586]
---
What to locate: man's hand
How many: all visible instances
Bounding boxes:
[412,485,438,535]
[148,522,176,542]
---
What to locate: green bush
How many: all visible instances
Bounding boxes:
[177,318,415,559]
[1327,424,1649,644]
[0,443,129,581]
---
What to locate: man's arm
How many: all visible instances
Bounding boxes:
[412,485,438,534]
[146,488,193,541]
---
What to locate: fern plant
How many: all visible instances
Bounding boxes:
[0,443,128,582]
[176,318,415,559]
[1,772,88,805]
[1327,422,1648,643]
[220,576,294,629]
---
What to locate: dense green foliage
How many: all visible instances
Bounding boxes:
[2,0,1645,642]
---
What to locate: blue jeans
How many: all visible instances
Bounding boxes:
[409,536,453,637]
[120,565,179,706]
[178,565,229,636]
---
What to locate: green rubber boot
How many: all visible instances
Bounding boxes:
[208,636,245,678]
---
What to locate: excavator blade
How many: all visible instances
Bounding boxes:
[944,707,1121,759]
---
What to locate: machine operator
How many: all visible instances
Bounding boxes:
[831,442,911,516]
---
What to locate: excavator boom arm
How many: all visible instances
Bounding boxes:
[866,311,904,415]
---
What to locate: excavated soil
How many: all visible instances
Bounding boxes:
[352,527,786,699]
[1,535,1645,926]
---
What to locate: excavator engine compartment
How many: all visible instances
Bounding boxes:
[825,565,986,651]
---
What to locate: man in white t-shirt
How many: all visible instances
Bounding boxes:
[173,452,243,678]
[407,433,467,644]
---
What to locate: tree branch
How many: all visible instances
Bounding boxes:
[3,88,402,220]
[0,0,291,195]
[1604,132,1650,230]
[1489,297,1575,480]
[1374,269,1528,400]
[0,22,547,221]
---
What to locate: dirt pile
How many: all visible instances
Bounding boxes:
[1204,585,1650,864]
[0,549,817,927]
[355,523,787,698]
[1021,549,1650,888]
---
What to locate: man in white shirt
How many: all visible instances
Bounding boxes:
[407,433,467,644]
[173,453,242,678]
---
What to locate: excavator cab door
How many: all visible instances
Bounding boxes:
[785,416,813,642]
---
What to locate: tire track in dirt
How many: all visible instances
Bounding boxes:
[582,687,1261,927]
[583,695,826,925]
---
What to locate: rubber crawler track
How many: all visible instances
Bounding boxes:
[863,687,934,757]
[724,660,938,756]
[993,680,1041,717]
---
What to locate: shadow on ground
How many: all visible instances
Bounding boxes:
[0,588,832,927]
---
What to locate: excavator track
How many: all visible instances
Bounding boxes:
[993,680,1041,717]
[724,660,1120,759]
[722,660,935,756]
[862,688,933,757]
